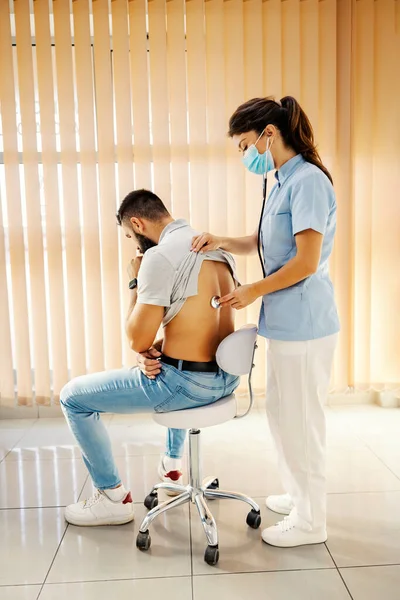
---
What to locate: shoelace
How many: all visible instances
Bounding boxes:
[277,517,295,533]
[83,490,104,509]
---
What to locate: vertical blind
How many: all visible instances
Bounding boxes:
[0,0,399,407]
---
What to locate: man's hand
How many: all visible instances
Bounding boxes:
[136,347,162,379]
[127,251,143,281]
[219,284,260,310]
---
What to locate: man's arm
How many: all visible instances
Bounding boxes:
[125,266,164,353]
[126,303,164,354]
[125,253,172,354]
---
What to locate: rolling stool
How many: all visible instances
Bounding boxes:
[136,324,261,566]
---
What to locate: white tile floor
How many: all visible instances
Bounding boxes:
[1,405,400,599]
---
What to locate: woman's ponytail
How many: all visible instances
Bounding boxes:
[228,95,333,184]
[280,96,333,184]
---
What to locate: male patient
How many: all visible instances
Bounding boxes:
[61,189,240,526]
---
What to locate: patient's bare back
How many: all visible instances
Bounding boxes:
[162,260,235,362]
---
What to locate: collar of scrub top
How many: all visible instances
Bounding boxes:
[159,218,189,243]
[275,154,305,188]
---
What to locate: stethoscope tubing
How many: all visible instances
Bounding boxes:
[257,174,268,278]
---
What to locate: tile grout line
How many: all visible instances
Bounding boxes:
[362,441,400,484]
[5,565,400,590]
[5,488,400,511]
[339,563,400,570]
[0,499,187,511]
[28,574,193,588]
[36,522,70,599]
[35,450,89,599]
[324,542,354,600]
[1,418,39,463]
[1,413,112,464]
[191,567,341,579]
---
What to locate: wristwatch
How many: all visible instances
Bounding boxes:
[128,278,138,290]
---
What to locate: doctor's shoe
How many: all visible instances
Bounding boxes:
[158,455,183,495]
[65,487,134,526]
[266,493,294,516]
[262,517,327,548]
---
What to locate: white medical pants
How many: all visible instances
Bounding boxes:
[266,333,338,531]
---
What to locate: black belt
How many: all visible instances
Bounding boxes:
[160,354,219,373]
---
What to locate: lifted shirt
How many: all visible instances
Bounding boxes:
[137,219,239,327]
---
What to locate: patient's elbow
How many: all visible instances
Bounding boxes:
[129,339,142,354]
[129,337,149,354]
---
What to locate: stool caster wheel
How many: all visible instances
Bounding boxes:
[136,530,151,551]
[144,492,158,510]
[246,509,261,529]
[204,544,219,566]
[207,478,219,491]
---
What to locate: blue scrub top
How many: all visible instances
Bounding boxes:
[259,154,340,341]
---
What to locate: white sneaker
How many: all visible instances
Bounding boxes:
[158,456,183,496]
[262,517,327,548]
[65,487,134,527]
[266,493,294,516]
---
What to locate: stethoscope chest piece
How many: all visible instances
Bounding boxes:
[210,295,221,309]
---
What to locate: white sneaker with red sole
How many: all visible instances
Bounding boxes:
[158,456,183,495]
[65,487,134,526]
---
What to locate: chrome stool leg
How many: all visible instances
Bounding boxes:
[204,489,260,512]
[189,428,202,491]
[203,488,262,529]
[152,482,187,495]
[194,493,220,566]
[137,428,261,563]
[194,493,218,548]
[143,481,187,510]
[139,491,191,534]
[136,491,191,551]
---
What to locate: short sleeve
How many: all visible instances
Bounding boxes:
[137,251,175,308]
[290,172,333,236]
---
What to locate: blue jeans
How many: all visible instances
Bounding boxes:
[60,364,239,490]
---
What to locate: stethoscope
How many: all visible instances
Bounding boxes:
[211,174,268,309]
[257,173,268,278]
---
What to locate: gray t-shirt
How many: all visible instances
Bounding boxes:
[137,219,239,327]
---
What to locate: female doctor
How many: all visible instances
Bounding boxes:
[192,96,340,548]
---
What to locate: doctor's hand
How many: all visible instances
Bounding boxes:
[136,347,162,379]
[191,232,222,253]
[219,284,259,310]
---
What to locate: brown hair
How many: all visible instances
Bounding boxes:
[228,96,333,184]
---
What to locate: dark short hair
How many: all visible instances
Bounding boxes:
[116,189,170,225]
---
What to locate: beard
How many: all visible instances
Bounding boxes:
[135,232,157,254]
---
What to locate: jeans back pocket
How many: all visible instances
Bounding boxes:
[154,385,220,413]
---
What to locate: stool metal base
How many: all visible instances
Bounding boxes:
[137,428,261,565]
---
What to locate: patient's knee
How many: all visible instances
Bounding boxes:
[60,378,82,410]
[60,381,73,409]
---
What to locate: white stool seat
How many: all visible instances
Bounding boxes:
[153,394,237,430]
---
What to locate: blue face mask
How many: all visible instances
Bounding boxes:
[241,129,275,175]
